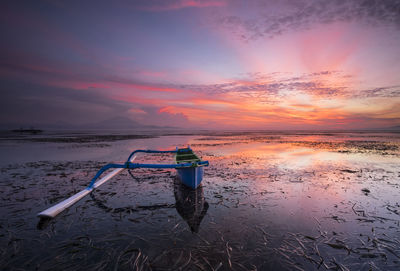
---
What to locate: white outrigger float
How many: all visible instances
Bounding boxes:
[38,147,209,218]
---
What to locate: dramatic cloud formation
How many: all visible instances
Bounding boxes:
[0,0,399,129]
[217,0,400,41]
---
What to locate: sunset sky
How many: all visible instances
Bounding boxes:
[1,0,400,129]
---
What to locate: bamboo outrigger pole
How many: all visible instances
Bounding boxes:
[37,156,137,218]
[37,148,209,219]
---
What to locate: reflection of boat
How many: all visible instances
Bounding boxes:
[174,180,209,233]
[37,217,51,230]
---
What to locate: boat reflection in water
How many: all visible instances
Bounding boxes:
[38,176,209,232]
[174,179,209,233]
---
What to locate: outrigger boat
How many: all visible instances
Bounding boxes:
[175,147,205,189]
[38,147,208,218]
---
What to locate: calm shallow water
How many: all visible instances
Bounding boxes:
[0,131,399,270]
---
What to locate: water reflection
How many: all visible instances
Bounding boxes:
[78,175,209,234]
[174,180,209,233]
[89,191,175,213]
[37,217,52,230]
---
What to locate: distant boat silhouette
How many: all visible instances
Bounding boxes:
[11,128,43,134]
[174,179,209,233]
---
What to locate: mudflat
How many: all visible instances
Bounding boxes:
[0,131,399,270]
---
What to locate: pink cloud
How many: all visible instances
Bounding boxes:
[132,106,191,128]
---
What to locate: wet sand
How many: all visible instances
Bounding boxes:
[0,131,399,270]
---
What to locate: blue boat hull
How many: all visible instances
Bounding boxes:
[176,166,204,189]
